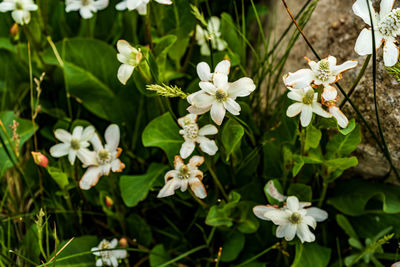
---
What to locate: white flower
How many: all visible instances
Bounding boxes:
[157,155,207,199]
[195,60,230,82]
[65,0,109,19]
[50,125,95,165]
[253,196,328,243]
[0,0,38,25]
[187,60,256,125]
[196,16,227,56]
[79,124,125,190]
[321,86,349,128]
[115,0,172,15]
[116,40,142,85]
[353,0,400,66]
[91,238,127,267]
[286,86,331,127]
[284,56,357,89]
[178,114,218,159]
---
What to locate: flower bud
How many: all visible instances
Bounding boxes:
[9,23,19,36]
[105,196,114,207]
[31,152,49,168]
[119,237,128,248]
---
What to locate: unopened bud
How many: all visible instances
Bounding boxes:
[119,237,128,247]
[10,23,19,36]
[31,152,49,168]
[105,196,114,207]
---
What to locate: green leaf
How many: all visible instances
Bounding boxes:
[292,242,331,267]
[287,184,312,202]
[206,192,241,228]
[326,124,361,158]
[305,125,321,151]
[221,119,244,161]
[220,231,245,262]
[120,163,168,207]
[43,38,122,120]
[142,113,182,162]
[338,119,356,135]
[53,236,98,266]
[324,157,358,175]
[328,179,400,216]
[126,214,153,247]
[264,179,285,205]
[154,35,177,81]
[336,214,358,239]
[47,167,69,189]
[221,12,243,60]
[150,244,171,267]
[237,201,260,234]
[0,111,37,176]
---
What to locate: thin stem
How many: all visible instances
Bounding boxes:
[318,181,328,208]
[202,154,229,200]
[28,42,38,151]
[158,245,207,267]
[236,243,278,266]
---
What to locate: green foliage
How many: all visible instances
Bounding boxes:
[221,118,244,161]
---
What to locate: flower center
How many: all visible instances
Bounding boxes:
[177,165,191,180]
[15,1,23,10]
[99,241,111,258]
[183,124,199,140]
[97,149,112,164]
[215,89,227,102]
[315,59,331,81]
[377,8,400,37]
[81,0,91,6]
[302,89,314,105]
[70,138,80,150]
[289,212,302,224]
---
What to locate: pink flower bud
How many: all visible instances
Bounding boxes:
[9,23,18,36]
[105,196,114,207]
[119,237,128,248]
[31,152,49,168]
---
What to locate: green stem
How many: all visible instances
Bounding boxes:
[236,243,277,266]
[202,154,229,200]
[158,245,207,267]
[318,181,328,208]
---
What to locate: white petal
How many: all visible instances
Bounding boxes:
[286,196,299,212]
[321,86,337,101]
[187,105,210,115]
[187,90,203,104]
[174,155,184,169]
[284,69,314,89]
[157,179,181,198]
[286,103,303,118]
[213,73,229,91]
[77,148,97,166]
[355,28,373,55]
[197,62,212,81]
[191,92,215,108]
[306,207,328,222]
[223,98,241,115]
[25,3,38,11]
[287,90,304,102]
[81,125,96,141]
[277,224,297,241]
[54,129,72,143]
[111,159,123,172]
[330,106,349,128]
[66,2,82,12]
[214,60,230,75]
[136,3,147,15]
[117,40,133,56]
[0,2,14,12]
[110,257,118,267]
[252,205,279,221]
[50,143,70,158]
[177,114,197,127]
[352,0,375,26]
[90,133,104,151]
[180,141,195,159]
[118,64,135,85]
[79,166,103,190]
[188,177,207,199]
[312,102,332,118]
[302,215,317,229]
[155,0,172,4]
[105,124,120,151]
[198,124,218,136]
[332,60,358,75]
[380,0,395,18]
[72,126,83,139]
[93,0,109,10]
[114,249,127,259]
[12,10,29,25]
[326,56,337,67]
[197,136,218,156]
[127,0,142,9]
[96,258,103,266]
[79,6,94,19]
[188,155,204,168]
[68,150,77,165]
[383,40,399,67]
[199,81,217,95]
[228,77,256,98]
[296,223,315,243]
[115,1,127,10]
[263,209,290,225]
[210,102,226,125]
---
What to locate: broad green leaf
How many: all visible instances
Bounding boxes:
[150,244,171,267]
[338,119,356,135]
[206,192,241,228]
[142,113,182,162]
[304,125,321,151]
[43,38,122,120]
[120,163,168,207]
[328,179,400,216]
[237,201,260,233]
[287,184,312,202]
[221,119,244,161]
[336,214,358,239]
[324,157,358,173]
[221,12,243,60]
[326,124,361,158]
[47,166,69,189]
[126,214,153,247]
[154,35,177,81]
[292,242,331,267]
[220,231,245,262]
[53,236,98,266]
[0,111,37,176]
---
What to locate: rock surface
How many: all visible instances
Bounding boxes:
[270,0,400,178]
